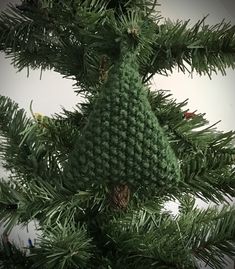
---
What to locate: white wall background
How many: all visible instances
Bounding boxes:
[0,0,235,268]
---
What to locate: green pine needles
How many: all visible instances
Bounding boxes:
[0,0,235,268]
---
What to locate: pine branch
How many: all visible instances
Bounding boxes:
[0,180,22,233]
[2,3,235,90]
[179,205,235,269]
[0,3,102,86]
[0,4,58,71]
[0,95,34,179]
[105,209,195,268]
[19,179,101,227]
[0,95,108,224]
[0,175,107,233]
[147,90,235,202]
[142,18,235,81]
[105,205,235,269]
[0,95,62,181]
[0,1,161,88]
[0,95,88,184]
[30,220,94,269]
[149,89,235,154]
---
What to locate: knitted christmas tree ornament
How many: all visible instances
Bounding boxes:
[65,51,180,200]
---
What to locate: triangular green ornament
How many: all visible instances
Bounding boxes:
[65,51,180,192]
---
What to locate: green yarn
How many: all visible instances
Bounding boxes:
[65,52,180,190]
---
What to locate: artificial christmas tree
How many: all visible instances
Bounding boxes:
[0,1,235,268]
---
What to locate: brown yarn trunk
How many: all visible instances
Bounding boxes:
[110,184,130,209]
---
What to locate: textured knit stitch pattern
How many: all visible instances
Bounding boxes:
[65,52,180,190]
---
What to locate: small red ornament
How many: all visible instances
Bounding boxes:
[184,111,196,119]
